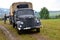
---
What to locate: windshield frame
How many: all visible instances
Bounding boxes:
[16,9,34,16]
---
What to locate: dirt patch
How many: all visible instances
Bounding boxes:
[31,33,48,40]
[0,26,17,40]
[18,30,48,40]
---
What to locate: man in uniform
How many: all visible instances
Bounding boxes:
[4,14,7,24]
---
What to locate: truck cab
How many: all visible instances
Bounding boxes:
[13,8,41,33]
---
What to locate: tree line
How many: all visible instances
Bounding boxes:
[39,7,60,19]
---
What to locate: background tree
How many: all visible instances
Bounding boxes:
[39,7,49,19]
[55,15,60,19]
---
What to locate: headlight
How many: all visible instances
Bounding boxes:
[35,18,40,23]
[20,25,22,27]
[20,21,24,24]
[37,20,40,23]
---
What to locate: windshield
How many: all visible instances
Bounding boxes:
[17,9,34,16]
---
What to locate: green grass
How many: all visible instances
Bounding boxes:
[0,29,7,40]
[40,19,60,40]
[0,19,60,40]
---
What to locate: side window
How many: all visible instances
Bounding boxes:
[34,11,40,18]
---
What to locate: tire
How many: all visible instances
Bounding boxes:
[13,23,15,28]
[16,27,21,34]
[17,30,21,34]
[36,28,40,32]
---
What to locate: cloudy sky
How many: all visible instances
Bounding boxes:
[0,0,60,11]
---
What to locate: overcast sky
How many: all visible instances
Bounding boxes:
[0,0,60,11]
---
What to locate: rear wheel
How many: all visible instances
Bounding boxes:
[36,28,40,32]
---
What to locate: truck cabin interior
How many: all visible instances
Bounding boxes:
[17,4,28,8]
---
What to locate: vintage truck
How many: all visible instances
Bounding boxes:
[9,2,41,33]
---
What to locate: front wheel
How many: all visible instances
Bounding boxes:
[36,28,40,32]
[17,30,22,34]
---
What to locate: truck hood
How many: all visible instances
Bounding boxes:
[18,15,34,18]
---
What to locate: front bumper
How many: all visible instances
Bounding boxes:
[17,25,42,30]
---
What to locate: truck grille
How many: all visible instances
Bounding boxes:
[25,18,34,27]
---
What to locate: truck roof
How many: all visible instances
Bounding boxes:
[10,2,33,16]
[12,2,32,5]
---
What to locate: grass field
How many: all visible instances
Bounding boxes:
[40,19,60,40]
[0,29,7,40]
[0,19,60,40]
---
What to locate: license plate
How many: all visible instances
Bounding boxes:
[24,27,31,29]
